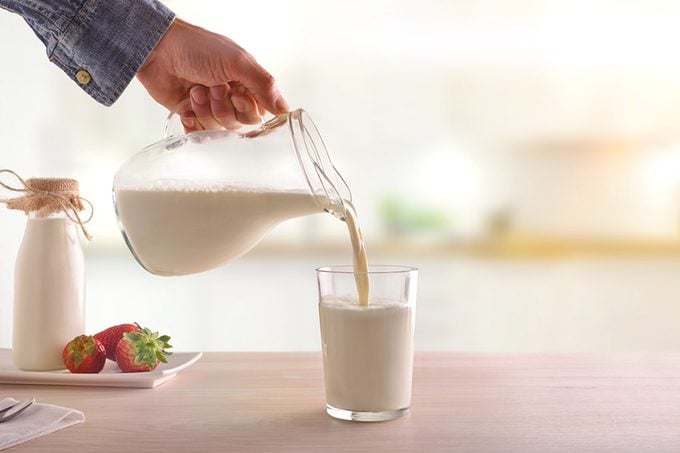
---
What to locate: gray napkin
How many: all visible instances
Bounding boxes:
[0,398,84,451]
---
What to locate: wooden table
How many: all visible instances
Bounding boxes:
[3,352,680,452]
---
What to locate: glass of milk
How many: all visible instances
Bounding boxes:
[317,265,418,422]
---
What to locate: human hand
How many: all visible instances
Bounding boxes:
[136,18,289,131]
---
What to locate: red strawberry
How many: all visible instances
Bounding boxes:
[94,323,140,361]
[115,326,172,372]
[63,335,106,373]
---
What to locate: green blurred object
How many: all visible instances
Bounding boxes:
[379,196,449,234]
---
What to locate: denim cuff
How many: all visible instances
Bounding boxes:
[48,0,175,106]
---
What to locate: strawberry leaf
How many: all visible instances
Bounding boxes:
[125,325,173,367]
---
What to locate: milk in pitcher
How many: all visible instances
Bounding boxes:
[115,185,323,276]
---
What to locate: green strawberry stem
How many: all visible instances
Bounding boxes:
[124,327,173,367]
[68,335,98,368]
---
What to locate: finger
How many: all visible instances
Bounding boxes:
[209,84,241,131]
[228,81,266,117]
[232,53,289,115]
[190,85,222,130]
[230,92,261,125]
[256,102,267,117]
[180,110,200,132]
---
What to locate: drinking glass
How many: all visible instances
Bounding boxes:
[317,265,418,422]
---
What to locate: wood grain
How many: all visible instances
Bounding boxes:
[2,352,680,452]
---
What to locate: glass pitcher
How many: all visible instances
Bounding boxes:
[113,109,351,276]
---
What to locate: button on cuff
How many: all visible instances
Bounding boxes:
[75,69,91,85]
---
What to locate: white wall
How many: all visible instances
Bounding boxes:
[2,0,680,351]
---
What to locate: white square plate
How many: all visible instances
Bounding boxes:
[0,348,202,388]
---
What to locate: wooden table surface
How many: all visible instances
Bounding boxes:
[3,352,680,452]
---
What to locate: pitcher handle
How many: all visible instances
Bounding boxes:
[163,99,191,139]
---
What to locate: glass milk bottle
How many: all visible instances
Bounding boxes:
[1,174,90,371]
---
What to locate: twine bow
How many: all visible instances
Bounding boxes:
[0,169,94,240]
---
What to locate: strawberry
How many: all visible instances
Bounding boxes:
[115,326,172,372]
[94,323,140,361]
[63,335,106,373]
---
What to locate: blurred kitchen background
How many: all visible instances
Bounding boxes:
[3,0,680,352]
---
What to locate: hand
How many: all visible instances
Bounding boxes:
[136,18,289,131]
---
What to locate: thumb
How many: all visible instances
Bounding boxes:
[232,54,289,115]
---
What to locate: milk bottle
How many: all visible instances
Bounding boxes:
[13,212,85,370]
[1,172,92,371]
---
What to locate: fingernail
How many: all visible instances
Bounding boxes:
[181,115,195,128]
[275,97,289,113]
[231,95,248,113]
[190,86,208,105]
[210,85,226,101]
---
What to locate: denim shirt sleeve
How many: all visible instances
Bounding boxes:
[0,0,175,106]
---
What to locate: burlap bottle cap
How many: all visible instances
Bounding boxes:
[0,170,93,240]
[6,178,85,215]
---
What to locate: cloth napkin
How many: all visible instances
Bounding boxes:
[0,398,84,451]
